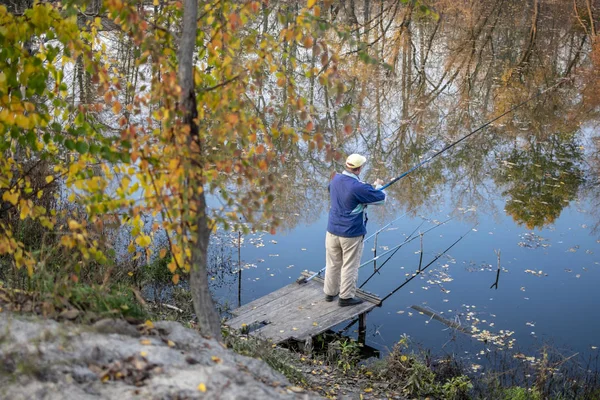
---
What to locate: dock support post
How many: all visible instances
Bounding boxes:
[358,313,366,345]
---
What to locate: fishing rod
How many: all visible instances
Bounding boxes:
[297,215,450,285]
[379,78,572,191]
[379,225,476,304]
[358,220,424,270]
[359,216,454,288]
[297,208,415,284]
[363,207,416,242]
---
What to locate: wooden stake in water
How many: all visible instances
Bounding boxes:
[490,249,501,290]
[373,232,378,273]
[418,233,424,272]
[237,231,242,307]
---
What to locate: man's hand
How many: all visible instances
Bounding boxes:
[373,179,384,188]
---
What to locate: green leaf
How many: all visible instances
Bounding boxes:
[64,139,76,150]
[89,143,100,154]
[75,141,89,154]
[51,122,62,132]
[338,104,353,119]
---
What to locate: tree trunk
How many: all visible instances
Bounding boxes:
[178,0,222,340]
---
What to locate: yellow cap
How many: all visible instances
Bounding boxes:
[346,153,367,168]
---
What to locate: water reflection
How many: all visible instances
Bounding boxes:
[264,0,598,231]
[493,134,584,229]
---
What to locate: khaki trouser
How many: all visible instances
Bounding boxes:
[324,232,364,299]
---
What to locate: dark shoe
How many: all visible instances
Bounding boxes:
[338,297,364,307]
[325,294,338,302]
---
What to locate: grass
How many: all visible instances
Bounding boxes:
[222,327,307,385]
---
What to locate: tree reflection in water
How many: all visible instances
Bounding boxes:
[493,134,584,229]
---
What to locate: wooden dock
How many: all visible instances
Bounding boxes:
[225,271,381,344]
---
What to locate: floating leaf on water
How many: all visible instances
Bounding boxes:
[397,310,405,314]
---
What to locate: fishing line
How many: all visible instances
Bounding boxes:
[359,216,454,288]
[379,225,476,304]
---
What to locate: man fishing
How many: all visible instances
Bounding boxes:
[325,153,387,307]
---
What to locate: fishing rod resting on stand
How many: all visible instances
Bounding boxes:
[298,77,570,285]
[297,208,417,284]
[338,225,476,334]
[359,216,454,288]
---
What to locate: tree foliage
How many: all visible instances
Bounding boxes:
[0,0,349,336]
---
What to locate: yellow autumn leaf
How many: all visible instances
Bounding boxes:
[159,248,167,258]
[307,0,316,8]
[140,339,151,345]
[172,274,180,284]
[167,340,175,347]
[2,191,18,206]
[197,383,207,392]
[68,220,81,230]
[45,175,54,183]
[167,260,177,273]
[19,200,31,220]
[364,388,373,393]
[145,320,154,329]
[135,234,151,248]
[211,356,222,363]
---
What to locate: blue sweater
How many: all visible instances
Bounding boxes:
[327,172,386,237]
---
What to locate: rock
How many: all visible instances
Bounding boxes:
[92,318,141,337]
[59,309,80,320]
[0,313,321,399]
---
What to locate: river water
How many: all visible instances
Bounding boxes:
[206,0,600,367]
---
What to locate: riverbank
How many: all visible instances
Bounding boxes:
[1,283,599,399]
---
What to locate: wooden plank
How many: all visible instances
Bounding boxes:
[250,292,376,343]
[255,302,377,343]
[250,295,342,341]
[231,281,319,322]
[293,303,377,342]
[226,281,323,329]
[231,281,307,316]
[225,271,383,344]
[301,271,382,305]
[410,305,472,335]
